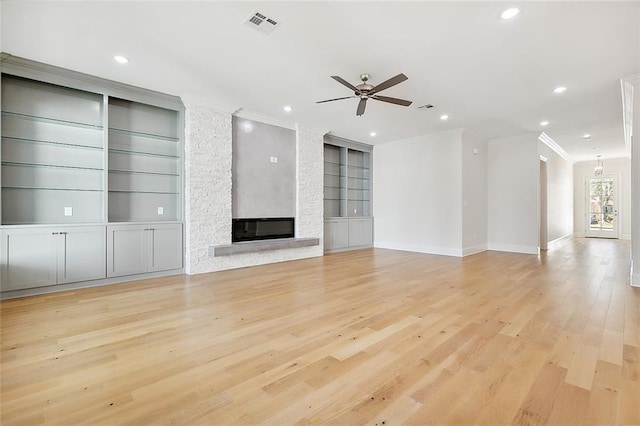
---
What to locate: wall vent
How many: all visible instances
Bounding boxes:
[243,11,281,35]
[418,104,434,109]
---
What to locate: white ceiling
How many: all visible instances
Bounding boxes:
[2,1,639,162]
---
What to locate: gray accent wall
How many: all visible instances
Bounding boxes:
[232,117,296,218]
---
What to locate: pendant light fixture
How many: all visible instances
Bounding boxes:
[594,155,604,176]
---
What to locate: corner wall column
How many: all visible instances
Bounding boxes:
[183,101,233,275]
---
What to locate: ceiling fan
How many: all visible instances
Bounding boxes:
[317,73,412,116]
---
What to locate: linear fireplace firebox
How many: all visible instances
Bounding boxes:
[232,218,295,243]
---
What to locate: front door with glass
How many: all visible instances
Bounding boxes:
[585,175,619,238]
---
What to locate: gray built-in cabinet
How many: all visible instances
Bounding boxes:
[107,223,182,277]
[0,56,184,297]
[323,136,374,252]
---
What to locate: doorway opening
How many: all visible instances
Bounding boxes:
[539,157,548,251]
[585,175,619,239]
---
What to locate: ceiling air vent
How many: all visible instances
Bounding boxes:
[243,11,280,35]
[418,104,434,109]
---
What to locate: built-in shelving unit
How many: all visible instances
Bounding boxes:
[323,137,373,252]
[347,148,371,217]
[323,144,346,217]
[1,75,105,225]
[108,98,180,222]
[0,55,185,298]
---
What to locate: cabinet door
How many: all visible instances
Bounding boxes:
[324,219,349,249]
[107,225,147,278]
[349,218,373,247]
[57,226,106,284]
[0,228,56,291]
[148,224,182,272]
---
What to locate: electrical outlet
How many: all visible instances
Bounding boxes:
[157,207,164,215]
[64,207,73,216]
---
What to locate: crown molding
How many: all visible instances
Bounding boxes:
[538,132,574,164]
[180,95,239,115]
[620,74,640,155]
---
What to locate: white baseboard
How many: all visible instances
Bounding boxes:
[631,261,640,287]
[487,243,539,255]
[548,233,573,247]
[374,241,463,257]
[573,232,585,238]
[462,244,488,257]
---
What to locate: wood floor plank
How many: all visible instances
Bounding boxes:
[1,238,638,425]
[565,343,600,390]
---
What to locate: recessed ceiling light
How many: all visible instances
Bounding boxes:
[540,121,549,126]
[553,86,567,94]
[113,55,129,64]
[283,105,292,112]
[242,122,253,133]
[440,114,449,121]
[369,131,377,137]
[500,7,520,20]
[583,133,592,139]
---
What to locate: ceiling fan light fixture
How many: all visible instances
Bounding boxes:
[500,7,520,20]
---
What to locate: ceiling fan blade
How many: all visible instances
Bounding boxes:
[316,96,357,104]
[370,73,408,94]
[331,76,360,93]
[356,98,367,116]
[371,95,412,107]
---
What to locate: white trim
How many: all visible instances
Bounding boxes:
[539,154,548,162]
[462,244,488,256]
[374,241,463,257]
[538,132,574,164]
[487,243,539,255]
[547,233,572,247]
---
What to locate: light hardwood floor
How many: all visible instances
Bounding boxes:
[1,238,639,425]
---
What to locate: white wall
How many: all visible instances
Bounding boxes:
[183,100,323,275]
[487,133,539,254]
[373,129,464,256]
[461,130,488,255]
[622,75,640,286]
[573,157,631,240]
[538,142,574,243]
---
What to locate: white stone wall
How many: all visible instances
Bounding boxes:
[296,127,324,241]
[183,101,323,275]
[184,103,233,274]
